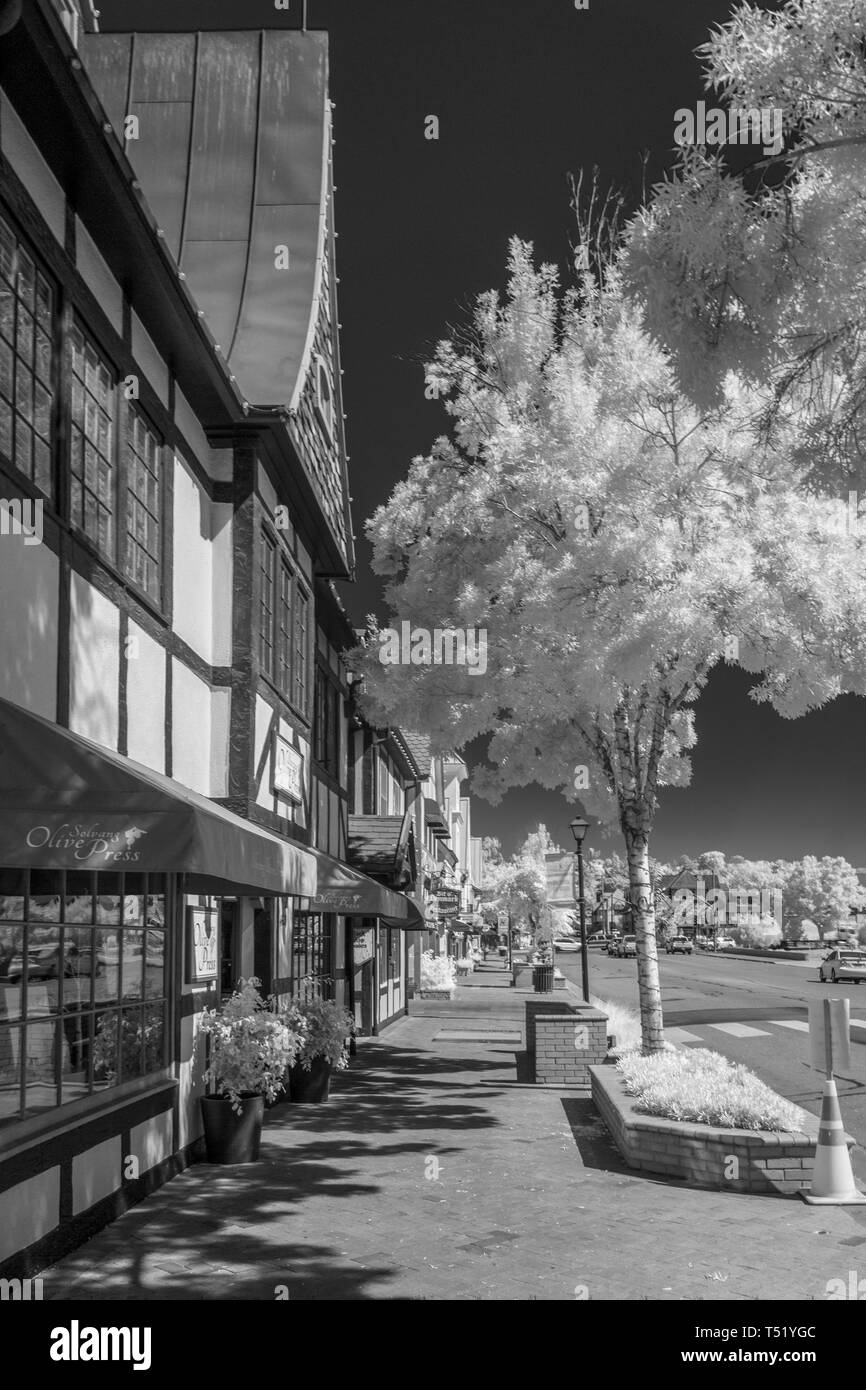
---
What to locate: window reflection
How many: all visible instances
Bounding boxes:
[0,870,167,1126]
[0,1023,20,1121]
[24,1018,57,1113]
[0,869,25,921]
[65,870,94,923]
[92,1009,119,1091]
[29,870,61,922]
[121,930,144,1000]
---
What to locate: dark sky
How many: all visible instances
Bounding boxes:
[97,0,866,865]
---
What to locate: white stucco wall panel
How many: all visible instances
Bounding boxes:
[69,573,119,750]
[0,537,58,719]
[0,89,65,244]
[125,620,166,774]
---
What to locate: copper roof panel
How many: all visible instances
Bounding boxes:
[129,31,196,104]
[81,29,330,411]
[232,203,320,401]
[181,239,249,353]
[185,33,259,244]
[127,100,192,259]
[81,32,131,133]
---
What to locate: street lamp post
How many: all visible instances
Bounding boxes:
[570,817,590,1001]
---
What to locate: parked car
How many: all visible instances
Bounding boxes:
[666,935,693,955]
[818,950,866,984]
[7,942,92,982]
[715,935,736,949]
[616,935,637,958]
[554,938,580,953]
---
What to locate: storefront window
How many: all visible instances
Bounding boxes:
[292,912,333,1001]
[0,211,56,499]
[0,869,168,1128]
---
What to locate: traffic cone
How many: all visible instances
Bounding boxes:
[801,1078,866,1205]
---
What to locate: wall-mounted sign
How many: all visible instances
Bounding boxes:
[352,926,374,965]
[273,734,303,803]
[187,905,218,983]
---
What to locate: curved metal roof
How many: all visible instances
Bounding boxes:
[81,29,330,411]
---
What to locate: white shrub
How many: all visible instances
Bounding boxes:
[617,1047,806,1132]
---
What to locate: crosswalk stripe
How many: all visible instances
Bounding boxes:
[768,1019,809,1032]
[708,1022,771,1039]
[664,1027,703,1044]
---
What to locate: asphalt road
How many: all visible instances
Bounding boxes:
[556,946,866,1182]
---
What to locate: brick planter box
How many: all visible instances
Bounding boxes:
[525,998,609,1087]
[590,1065,843,1195]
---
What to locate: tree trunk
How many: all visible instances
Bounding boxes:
[623,821,665,1053]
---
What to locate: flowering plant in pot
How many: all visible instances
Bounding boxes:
[281,996,354,1102]
[419,950,457,998]
[198,978,304,1161]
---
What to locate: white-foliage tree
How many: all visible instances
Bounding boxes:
[355,241,866,1052]
[621,0,866,482]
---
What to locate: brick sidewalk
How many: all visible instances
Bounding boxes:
[40,970,866,1301]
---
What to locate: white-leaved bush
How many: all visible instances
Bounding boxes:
[420,951,457,991]
[617,1047,807,1132]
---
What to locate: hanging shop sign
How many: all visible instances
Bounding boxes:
[187,905,219,983]
[436,888,461,918]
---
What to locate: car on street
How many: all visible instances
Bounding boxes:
[607,936,621,956]
[715,935,736,950]
[7,942,94,982]
[666,935,693,955]
[818,949,866,984]
[554,938,580,953]
[616,935,637,958]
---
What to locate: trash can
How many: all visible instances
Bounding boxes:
[532,964,555,993]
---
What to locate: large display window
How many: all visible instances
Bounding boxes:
[0,868,168,1128]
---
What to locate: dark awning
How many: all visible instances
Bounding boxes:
[306,847,425,929]
[424,797,449,838]
[347,812,410,881]
[0,696,316,897]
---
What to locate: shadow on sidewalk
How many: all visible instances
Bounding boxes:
[560,1097,635,1175]
[45,1032,516,1300]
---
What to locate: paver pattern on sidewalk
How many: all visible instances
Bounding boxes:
[42,965,866,1301]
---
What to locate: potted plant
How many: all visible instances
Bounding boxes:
[198,978,303,1162]
[532,940,555,993]
[282,997,354,1102]
[418,949,457,999]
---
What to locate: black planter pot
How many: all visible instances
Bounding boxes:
[200,1094,265,1163]
[532,964,555,993]
[289,1056,333,1102]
